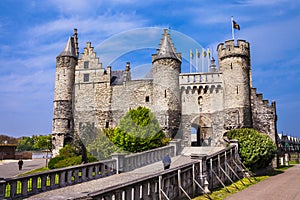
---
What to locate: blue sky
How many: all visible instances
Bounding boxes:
[0,0,300,138]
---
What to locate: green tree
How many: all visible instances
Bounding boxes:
[226,128,277,171]
[17,134,52,152]
[33,134,52,151]
[107,106,169,153]
[16,136,37,151]
[87,128,123,160]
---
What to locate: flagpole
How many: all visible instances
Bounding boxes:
[195,49,198,72]
[202,48,204,72]
[231,16,234,40]
[189,49,192,73]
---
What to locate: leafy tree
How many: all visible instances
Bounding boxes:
[87,128,123,160]
[16,134,51,152]
[226,128,277,171]
[33,134,52,151]
[16,136,38,151]
[107,106,169,153]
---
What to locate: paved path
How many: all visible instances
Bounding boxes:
[26,155,193,200]
[225,164,300,200]
[0,159,46,179]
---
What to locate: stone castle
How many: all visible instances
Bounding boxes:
[52,29,277,156]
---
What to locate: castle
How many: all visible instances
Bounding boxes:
[51,29,277,156]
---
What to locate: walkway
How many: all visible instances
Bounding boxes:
[25,155,193,200]
[0,159,46,178]
[225,164,300,200]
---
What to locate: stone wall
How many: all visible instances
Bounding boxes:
[251,88,277,142]
[111,80,154,127]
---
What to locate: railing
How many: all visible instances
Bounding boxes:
[86,144,244,200]
[0,159,116,199]
[179,73,222,85]
[114,145,175,172]
[0,140,181,199]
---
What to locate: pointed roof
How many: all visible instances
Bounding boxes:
[58,37,77,57]
[153,29,181,62]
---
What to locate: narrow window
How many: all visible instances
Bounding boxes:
[164,90,167,98]
[236,85,239,94]
[198,96,203,106]
[145,96,150,102]
[84,61,89,69]
[68,120,71,128]
[230,63,233,70]
[83,74,89,82]
[57,74,59,81]
[105,122,109,128]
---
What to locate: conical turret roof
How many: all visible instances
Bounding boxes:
[58,37,77,57]
[153,29,181,62]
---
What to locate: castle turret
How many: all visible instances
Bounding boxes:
[52,30,78,156]
[152,29,182,137]
[217,39,252,129]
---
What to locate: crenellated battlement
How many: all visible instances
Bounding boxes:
[251,88,275,108]
[217,39,250,61]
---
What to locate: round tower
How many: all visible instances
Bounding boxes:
[152,29,182,138]
[52,34,78,156]
[217,39,252,129]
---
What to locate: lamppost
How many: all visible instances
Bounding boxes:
[45,138,51,167]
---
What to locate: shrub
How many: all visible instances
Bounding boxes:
[107,106,169,153]
[226,128,277,171]
[48,156,64,169]
[48,144,97,169]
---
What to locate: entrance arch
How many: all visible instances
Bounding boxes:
[191,123,201,146]
[190,115,213,146]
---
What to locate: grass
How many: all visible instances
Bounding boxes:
[17,167,50,176]
[193,165,294,200]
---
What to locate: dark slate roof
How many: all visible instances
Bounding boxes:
[111,70,125,85]
[153,29,181,62]
[58,37,77,57]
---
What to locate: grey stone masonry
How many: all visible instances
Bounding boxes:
[52,28,277,156]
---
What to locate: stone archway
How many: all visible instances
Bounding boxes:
[190,115,213,146]
[191,122,201,146]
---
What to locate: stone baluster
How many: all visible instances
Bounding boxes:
[81,167,87,181]
[8,181,16,198]
[59,171,66,187]
[67,170,73,185]
[74,169,79,182]
[21,177,28,196]
[0,179,6,199]
[49,173,56,188]
[87,165,94,179]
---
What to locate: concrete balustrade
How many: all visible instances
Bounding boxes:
[87,145,242,200]
[0,159,116,199]
[0,140,181,199]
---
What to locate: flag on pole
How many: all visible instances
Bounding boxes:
[207,48,211,58]
[202,48,207,57]
[190,49,194,59]
[196,49,200,58]
[233,20,240,30]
